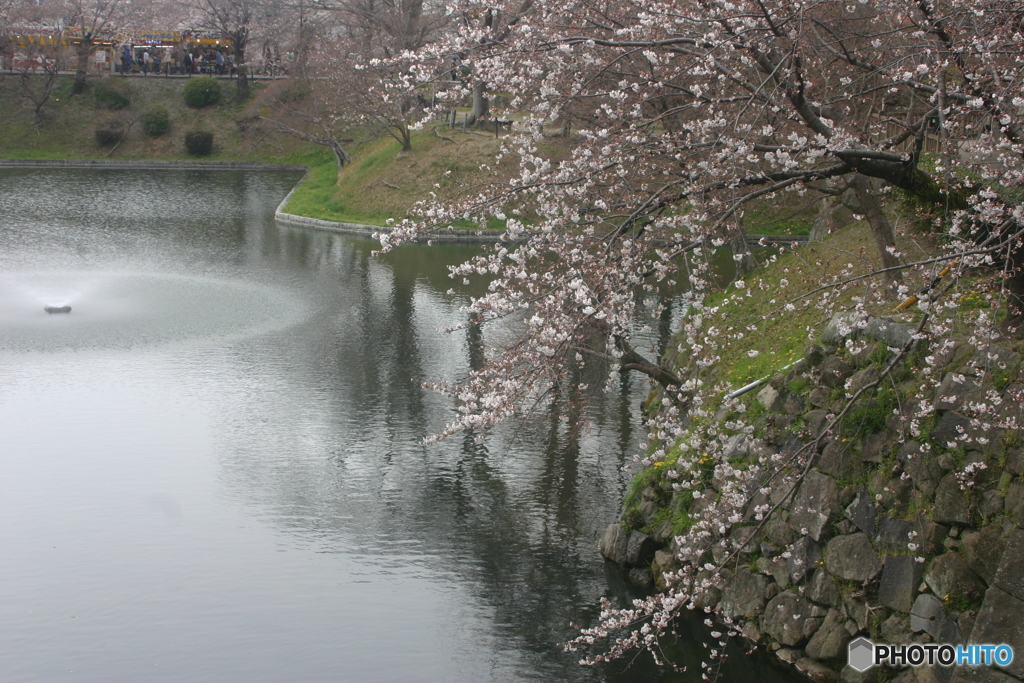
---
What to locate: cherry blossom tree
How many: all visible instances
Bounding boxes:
[376,0,1024,666]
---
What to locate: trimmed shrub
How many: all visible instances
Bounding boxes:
[183,77,221,108]
[184,130,214,156]
[95,123,124,146]
[140,106,170,137]
[93,79,132,110]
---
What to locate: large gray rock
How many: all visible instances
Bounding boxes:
[868,472,913,515]
[805,409,830,436]
[1006,482,1024,527]
[935,373,986,411]
[788,535,823,584]
[901,440,944,498]
[756,555,792,589]
[933,474,973,526]
[783,393,807,415]
[651,549,678,589]
[844,487,876,535]
[808,388,832,409]
[719,568,768,621]
[795,656,843,682]
[843,593,871,633]
[875,517,914,554]
[859,431,893,464]
[840,664,881,683]
[691,570,722,610]
[959,585,1024,680]
[915,514,950,555]
[805,607,850,661]
[624,530,657,566]
[961,525,1006,586]
[1006,448,1024,476]
[819,356,854,388]
[932,411,975,452]
[821,311,864,345]
[826,533,883,583]
[791,470,841,541]
[848,367,881,394]
[805,344,825,366]
[598,523,629,565]
[762,591,815,646]
[924,552,987,604]
[818,439,864,480]
[916,667,954,683]
[807,567,841,607]
[879,612,913,643]
[972,343,1021,369]
[991,528,1024,601]
[821,312,915,349]
[910,593,947,637]
[758,383,788,412]
[878,555,925,614]
[979,489,1005,519]
[861,317,916,349]
[765,510,797,547]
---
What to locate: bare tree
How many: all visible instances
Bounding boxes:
[258,0,450,174]
[61,0,125,94]
[13,45,65,127]
[189,0,261,101]
[254,76,358,182]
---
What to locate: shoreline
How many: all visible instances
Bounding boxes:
[1,159,506,243]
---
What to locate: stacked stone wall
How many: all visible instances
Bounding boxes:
[601,314,1024,683]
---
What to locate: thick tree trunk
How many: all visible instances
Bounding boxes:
[73,43,92,94]
[331,140,351,186]
[235,48,249,102]
[466,81,488,126]
[850,174,903,293]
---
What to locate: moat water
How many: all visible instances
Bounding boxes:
[0,168,797,682]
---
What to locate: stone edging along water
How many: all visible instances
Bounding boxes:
[272,170,504,243]
[0,159,309,171]
[0,159,504,243]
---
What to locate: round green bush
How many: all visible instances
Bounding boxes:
[93,79,132,110]
[141,106,170,137]
[184,130,214,156]
[183,77,221,108]
[95,123,124,146]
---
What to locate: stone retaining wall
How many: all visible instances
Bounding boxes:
[601,313,1024,683]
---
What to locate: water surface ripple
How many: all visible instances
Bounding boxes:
[0,169,796,683]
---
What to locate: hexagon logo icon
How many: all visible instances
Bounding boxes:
[848,637,875,672]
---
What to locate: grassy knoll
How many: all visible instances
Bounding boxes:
[700,223,932,391]
[281,130,509,226]
[0,74,318,162]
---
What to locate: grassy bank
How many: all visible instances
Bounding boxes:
[0,74,320,163]
[280,131,507,226]
[0,73,518,227]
